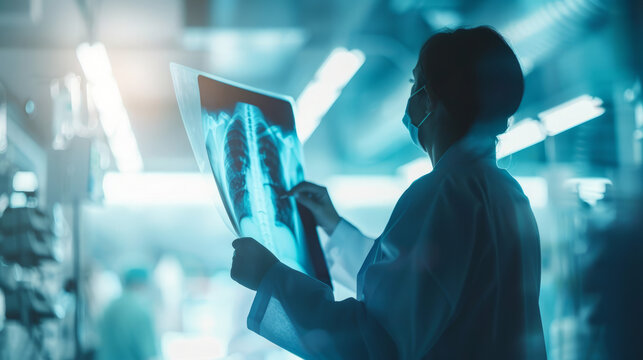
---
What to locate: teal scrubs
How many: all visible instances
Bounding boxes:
[98,291,158,360]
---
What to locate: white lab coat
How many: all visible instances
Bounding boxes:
[247,134,547,359]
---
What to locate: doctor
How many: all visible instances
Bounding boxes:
[230,26,547,359]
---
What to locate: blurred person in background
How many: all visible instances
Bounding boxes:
[581,167,643,359]
[230,26,547,359]
[97,268,158,360]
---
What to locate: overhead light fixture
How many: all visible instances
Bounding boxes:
[565,177,612,205]
[496,118,547,159]
[102,172,217,205]
[539,94,605,136]
[296,48,365,142]
[13,171,38,193]
[76,43,143,172]
[496,95,604,158]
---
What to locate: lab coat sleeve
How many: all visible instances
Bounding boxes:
[247,178,482,359]
[323,219,374,293]
[248,261,396,359]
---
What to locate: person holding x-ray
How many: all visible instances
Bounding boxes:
[230,26,547,359]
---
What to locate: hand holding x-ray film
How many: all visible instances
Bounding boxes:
[170,63,318,275]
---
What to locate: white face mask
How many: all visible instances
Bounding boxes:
[402,85,431,150]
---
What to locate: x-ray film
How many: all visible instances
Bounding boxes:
[170,63,329,281]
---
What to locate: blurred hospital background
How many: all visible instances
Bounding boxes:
[0,0,642,359]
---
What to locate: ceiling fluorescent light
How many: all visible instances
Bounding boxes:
[77,43,143,172]
[539,94,605,136]
[496,118,546,159]
[102,172,217,205]
[296,48,365,142]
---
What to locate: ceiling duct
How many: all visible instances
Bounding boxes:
[502,0,611,73]
[182,0,310,80]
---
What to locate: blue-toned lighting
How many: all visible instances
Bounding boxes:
[495,95,604,159]
[496,118,547,159]
[77,42,143,172]
[326,175,404,208]
[102,172,217,205]
[0,83,6,153]
[12,171,38,192]
[515,177,549,208]
[296,48,365,142]
[397,157,433,184]
[539,95,605,136]
[566,177,612,205]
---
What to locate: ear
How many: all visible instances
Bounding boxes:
[430,101,450,124]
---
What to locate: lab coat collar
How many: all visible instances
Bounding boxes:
[433,131,497,171]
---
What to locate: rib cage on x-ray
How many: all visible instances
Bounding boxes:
[205,102,299,254]
[223,114,251,222]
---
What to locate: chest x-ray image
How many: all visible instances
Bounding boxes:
[200,76,306,272]
[170,63,329,281]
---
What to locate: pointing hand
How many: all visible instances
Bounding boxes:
[284,181,341,236]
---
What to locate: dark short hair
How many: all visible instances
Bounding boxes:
[419,26,524,137]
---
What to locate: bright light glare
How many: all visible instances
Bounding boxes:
[162,332,225,360]
[326,175,404,208]
[102,172,217,205]
[326,174,549,210]
[565,177,612,205]
[92,270,122,312]
[496,118,546,159]
[495,95,605,158]
[12,171,38,192]
[397,157,433,185]
[539,94,605,136]
[77,43,143,172]
[296,48,365,142]
[515,177,548,208]
[10,192,27,208]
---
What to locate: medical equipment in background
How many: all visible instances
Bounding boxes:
[0,200,65,359]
